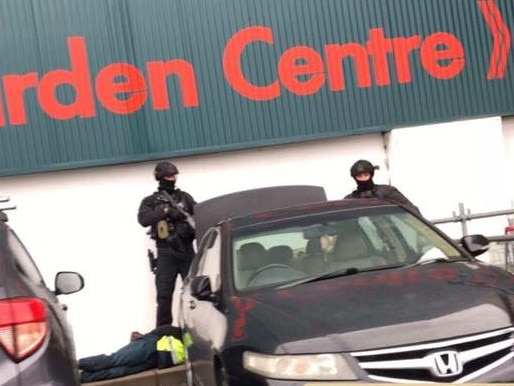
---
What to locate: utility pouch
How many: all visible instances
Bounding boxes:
[157,220,170,239]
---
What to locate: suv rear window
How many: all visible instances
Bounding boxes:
[7,229,45,286]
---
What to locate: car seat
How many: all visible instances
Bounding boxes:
[235,242,268,289]
[267,245,294,265]
[332,230,387,270]
[301,237,327,274]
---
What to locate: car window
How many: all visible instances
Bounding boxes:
[195,229,221,292]
[358,215,410,262]
[389,214,461,259]
[231,207,463,291]
[7,229,46,286]
[188,228,215,279]
[388,215,433,253]
[234,232,307,257]
[358,217,387,251]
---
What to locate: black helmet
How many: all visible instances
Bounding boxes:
[350,160,376,178]
[154,161,179,180]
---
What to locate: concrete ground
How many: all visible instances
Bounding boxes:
[81,364,187,386]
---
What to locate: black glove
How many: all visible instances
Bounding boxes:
[167,206,186,221]
[156,204,170,220]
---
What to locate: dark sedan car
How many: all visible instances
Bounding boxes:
[179,187,514,385]
[0,208,84,386]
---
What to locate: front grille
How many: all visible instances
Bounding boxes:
[351,327,514,383]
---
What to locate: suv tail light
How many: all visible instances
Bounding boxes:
[0,298,47,361]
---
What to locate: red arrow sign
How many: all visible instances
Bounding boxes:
[478,0,511,79]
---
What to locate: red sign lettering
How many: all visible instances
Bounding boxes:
[223,26,280,101]
[0,37,200,127]
[38,37,95,120]
[222,26,466,101]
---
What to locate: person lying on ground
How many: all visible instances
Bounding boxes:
[78,325,184,383]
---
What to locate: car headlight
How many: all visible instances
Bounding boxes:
[243,351,358,380]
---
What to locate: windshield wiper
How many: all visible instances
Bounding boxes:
[277,268,360,289]
[277,264,403,289]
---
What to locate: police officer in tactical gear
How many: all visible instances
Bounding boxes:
[345,159,421,215]
[138,161,196,327]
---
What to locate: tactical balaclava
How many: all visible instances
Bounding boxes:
[159,179,176,192]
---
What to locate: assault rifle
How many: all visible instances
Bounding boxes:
[159,190,196,230]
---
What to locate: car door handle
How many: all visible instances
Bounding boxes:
[189,300,197,310]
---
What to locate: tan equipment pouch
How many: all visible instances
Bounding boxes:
[157,220,170,240]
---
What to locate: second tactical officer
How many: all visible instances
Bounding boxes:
[345,159,421,216]
[138,161,197,327]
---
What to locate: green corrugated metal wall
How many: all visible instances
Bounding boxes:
[0,0,513,176]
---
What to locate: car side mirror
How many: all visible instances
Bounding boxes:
[460,234,489,257]
[54,271,85,295]
[190,275,215,301]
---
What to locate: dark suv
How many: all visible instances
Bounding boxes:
[0,205,84,386]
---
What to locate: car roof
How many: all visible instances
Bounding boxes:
[219,198,400,231]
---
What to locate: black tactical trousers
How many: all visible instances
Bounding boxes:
[155,253,191,327]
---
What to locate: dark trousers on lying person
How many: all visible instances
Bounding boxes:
[79,334,159,383]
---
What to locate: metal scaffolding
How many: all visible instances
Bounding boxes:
[431,203,514,271]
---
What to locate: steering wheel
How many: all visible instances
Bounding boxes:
[247,264,300,287]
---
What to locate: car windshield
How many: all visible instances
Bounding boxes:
[231,206,463,291]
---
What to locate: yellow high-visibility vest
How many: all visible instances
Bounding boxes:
[156,335,185,365]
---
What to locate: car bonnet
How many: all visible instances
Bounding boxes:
[228,262,514,353]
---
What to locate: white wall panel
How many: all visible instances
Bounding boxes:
[386,117,512,240]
